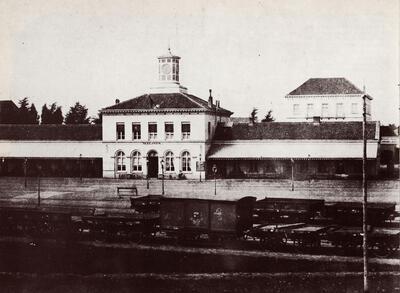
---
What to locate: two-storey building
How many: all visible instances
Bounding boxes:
[101,49,232,179]
[285,78,372,122]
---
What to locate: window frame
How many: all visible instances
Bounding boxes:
[132,123,141,140]
[131,150,142,172]
[165,151,175,172]
[181,122,191,140]
[181,151,191,172]
[116,151,126,172]
[164,122,174,140]
[148,122,157,140]
[116,123,125,140]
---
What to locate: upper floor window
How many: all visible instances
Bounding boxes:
[181,122,191,140]
[181,151,191,172]
[336,103,344,117]
[306,103,314,117]
[351,103,358,114]
[116,123,125,140]
[132,123,141,140]
[116,151,126,172]
[165,151,175,172]
[132,151,142,171]
[148,123,157,140]
[165,122,174,139]
[293,104,300,116]
[321,103,329,117]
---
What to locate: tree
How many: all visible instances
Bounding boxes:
[91,111,102,124]
[64,102,90,124]
[249,107,258,123]
[16,97,38,124]
[41,103,63,124]
[28,103,39,124]
[261,110,275,122]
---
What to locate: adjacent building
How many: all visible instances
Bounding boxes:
[285,78,372,122]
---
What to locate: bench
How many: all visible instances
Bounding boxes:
[117,186,138,198]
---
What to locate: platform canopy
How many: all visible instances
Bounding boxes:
[207,141,378,160]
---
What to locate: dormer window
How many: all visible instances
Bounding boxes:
[181,122,190,140]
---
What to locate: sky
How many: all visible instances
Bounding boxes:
[0,0,398,124]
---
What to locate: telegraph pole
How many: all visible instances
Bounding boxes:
[362,93,368,293]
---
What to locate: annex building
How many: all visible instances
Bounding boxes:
[0,50,383,179]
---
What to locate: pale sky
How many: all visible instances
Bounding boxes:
[0,0,398,124]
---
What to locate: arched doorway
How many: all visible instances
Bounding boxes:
[147,150,158,178]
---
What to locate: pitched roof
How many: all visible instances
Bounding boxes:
[0,124,102,141]
[213,121,378,141]
[102,93,232,116]
[288,78,364,95]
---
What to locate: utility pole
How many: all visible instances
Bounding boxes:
[362,93,369,293]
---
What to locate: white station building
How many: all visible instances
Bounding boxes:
[101,49,232,179]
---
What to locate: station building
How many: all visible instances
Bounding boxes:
[0,50,383,179]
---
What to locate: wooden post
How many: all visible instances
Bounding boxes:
[362,94,368,293]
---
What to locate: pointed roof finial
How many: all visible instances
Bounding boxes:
[168,39,171,54]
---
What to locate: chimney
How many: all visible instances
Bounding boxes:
[115,99,120,105]
[208,89,213,107]
[215,100,220,109]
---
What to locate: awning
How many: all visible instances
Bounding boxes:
[207,141,378,160]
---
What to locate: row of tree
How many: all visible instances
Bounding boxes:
[13,98,101,124]
[250,108,275,123]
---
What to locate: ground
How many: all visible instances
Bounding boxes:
[0,177,398,212]
[0,177,399,292]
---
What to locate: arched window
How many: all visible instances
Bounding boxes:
[132,151,142,171]
[181,151,191,172]
[116,151,126,171]
[165,151,175,172]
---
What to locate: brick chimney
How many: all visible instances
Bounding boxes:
[208,89,213,108]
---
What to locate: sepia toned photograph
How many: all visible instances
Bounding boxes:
[0,0,398,292]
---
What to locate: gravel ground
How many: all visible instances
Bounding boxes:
[0,177,398,211]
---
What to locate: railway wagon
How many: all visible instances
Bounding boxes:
[75,213,159,241]
[160,196,255,240]
[325,202,397,225]
[0,207,72,239]
[253,198,325,223]
[130,194,161,214]
[326,226,400,257]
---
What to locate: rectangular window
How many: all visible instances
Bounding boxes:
[336,103,344,117]
[321,103,329,117]
[293,104,300,116]
[116,123,125,140]
[306,103,314,117]
[165,122,174,139]
[132,123,141,140]
[351,103,358,114]
[148,123,157,140]
[208,122,211,137]
[181,122,191,140]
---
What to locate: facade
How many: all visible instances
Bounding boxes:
[101,49,232,179]
[0,124,102,177]
[284,78,372,122]
[207,121,380,179]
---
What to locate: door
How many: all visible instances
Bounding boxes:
[147,151,158,178]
